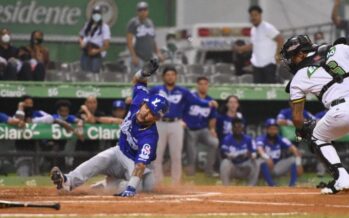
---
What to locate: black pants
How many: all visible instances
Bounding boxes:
[253,64,277,84]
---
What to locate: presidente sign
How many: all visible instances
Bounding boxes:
[0,0,118,35]
[0,123,120,140]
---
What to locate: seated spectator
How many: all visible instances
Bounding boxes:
[232,39,251,76]
[220,118,259,186]
[0,28,19,80]
[276,103,315,126]
[79,6,110,73]
[28,30,49,81]
[256,118,303,187]
[216,95,245,143]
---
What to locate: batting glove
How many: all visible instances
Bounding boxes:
[115,186,136,197]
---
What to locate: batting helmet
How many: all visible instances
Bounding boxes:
[144,94,169,117]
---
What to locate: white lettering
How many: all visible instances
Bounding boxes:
[87,127,98,140]
[32,6,46,24]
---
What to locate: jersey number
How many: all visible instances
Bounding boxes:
[327,61,346,76]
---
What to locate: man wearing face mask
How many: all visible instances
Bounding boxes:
[0,28,19,80]
[27,30,49,81]
[161,32,188,65]
[127,2,163,72]
[79,6,110,73]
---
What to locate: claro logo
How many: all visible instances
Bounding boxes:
[0,1,81,25]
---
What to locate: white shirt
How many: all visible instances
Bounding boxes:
[290,44,349,108]
[250,21,279,67]
[80,23,111,57]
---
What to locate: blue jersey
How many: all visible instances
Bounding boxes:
[52,114,77,124]
[256,134,292,163]
[149,85,209,119]
[119,82,159,165]
[216,112,244,141]
[183,92,217,130]
[277,108,315,123]
[315,110,327,120]
[220,133,256,164]
[0,112,9,123]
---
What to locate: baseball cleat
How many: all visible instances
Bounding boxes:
[50,166,70,191]
[321,175,349,194]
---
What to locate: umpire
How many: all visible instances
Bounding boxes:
[150,67,217,184]
[183,76,219,176]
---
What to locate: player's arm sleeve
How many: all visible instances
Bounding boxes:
[0,112,10,123]
[127,19,137,34]
[32,111,54,124]
[132,82,149,105]
[135,137,157,165]
[281,137,292,149]
[184,89,209,107]
[289,75,306,104]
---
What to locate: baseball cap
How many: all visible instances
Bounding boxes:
[137,1,148,10]
[92,6,102,14]
[264,118,278,128]
[112,100,126,109]
[144,94,168,117]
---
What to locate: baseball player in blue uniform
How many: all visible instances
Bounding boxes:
[220,118,259,186]
[0,112,24,127]
[51,59,169,197]
[150,66,217,184]
[183,76,219,176]
[276,105,315,125]
[216,95,245,143]
[256,118,303,186]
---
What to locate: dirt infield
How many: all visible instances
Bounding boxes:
[0,185,349,217]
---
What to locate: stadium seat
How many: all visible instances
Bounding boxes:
[237,74,253,83]
[210,74,238,84]
[214,63,235,75]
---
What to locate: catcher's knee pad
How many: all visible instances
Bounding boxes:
[311,136,342,180]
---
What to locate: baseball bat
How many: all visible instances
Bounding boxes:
[0,200,60,210]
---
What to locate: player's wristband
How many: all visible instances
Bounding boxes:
[127,176,140,190]
[135,70,146,80]
[295,156,302,166]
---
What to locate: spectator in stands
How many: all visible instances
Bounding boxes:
[216,95,245,143]
[332,0,349,39]
[0,28,19,80]
[234,5,283,83]
[161,32,188,65]
[28,30,49,81]
[183,76,219,176]
[220,118,259,186]
[232,39,251,76]
[256,118,303,187]
[0,112,24,127]
[150,66,218,184]
[313,31,326,45]
[79,6,110,73]
[276,103,315,126]
[14,95,53,176]
[127,2,163,72]
[111,100,127,119]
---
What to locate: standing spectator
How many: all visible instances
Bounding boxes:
[216,95,245,143]
[332,0,349,39]
[256,118,303,187]
[220,118,259,186]
[276,103,316,126]
[0,28,19,80]
[183,76,219,176]
[79,6,110,73]
[150,66,217,184]
[127,2,163,72]
[28,30,49,80]
[234,5,284,83]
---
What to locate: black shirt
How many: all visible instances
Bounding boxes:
[0,44,18,60]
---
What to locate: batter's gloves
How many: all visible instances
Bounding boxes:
[141,58,159,77]
[115,186,136,197]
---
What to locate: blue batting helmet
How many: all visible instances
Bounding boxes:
[144,94,169,117]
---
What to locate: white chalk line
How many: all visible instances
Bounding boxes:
[0,212,307,217]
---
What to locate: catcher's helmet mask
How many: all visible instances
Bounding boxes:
[281,35,314,65]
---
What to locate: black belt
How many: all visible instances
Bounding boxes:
[331,98,345,107]
[161,117,179,122]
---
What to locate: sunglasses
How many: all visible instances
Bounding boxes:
[138,8,148,12]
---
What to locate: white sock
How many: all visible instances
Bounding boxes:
[320,145,341,164]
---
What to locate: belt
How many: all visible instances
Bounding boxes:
[331,98,345,107]
[161,117,180,122]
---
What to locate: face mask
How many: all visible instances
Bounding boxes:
[35,38,43,44]
[1,34,10,43]
[92,13,102,22]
